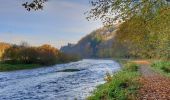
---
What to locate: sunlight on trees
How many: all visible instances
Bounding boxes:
[1,43,79,65]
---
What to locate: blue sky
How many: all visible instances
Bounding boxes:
[0,0,102,48]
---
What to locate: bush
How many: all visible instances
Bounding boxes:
[104,72,112,82]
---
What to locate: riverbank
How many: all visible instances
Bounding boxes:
[87,60,141,100]
[0,60,79,72]
[0,62,41,72]
[87,59,170,100]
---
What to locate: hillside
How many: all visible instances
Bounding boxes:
[60,24,128,58]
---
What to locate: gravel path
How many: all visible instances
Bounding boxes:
[139,65,158,77]
[138,63,170,100]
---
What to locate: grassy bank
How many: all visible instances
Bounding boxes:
[0,62,41,72]
[151,61,170,77]
[0,59,80,72]
[87,61,140,100]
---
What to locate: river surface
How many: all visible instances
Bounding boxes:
[0,59,120,100]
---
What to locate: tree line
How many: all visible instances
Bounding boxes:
[87,0,170,60]
[0,43,80,65]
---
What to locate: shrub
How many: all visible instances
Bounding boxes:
[104,72,112,82]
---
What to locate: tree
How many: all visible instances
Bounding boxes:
[0,43,10,60]
[2,45,20,62]
[23,0,48,11]
[115,7,170,59]
[87,0,170,25]
[22,0,169,24]
[37,44,60,65]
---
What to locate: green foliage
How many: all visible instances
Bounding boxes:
[87,62,140,100]
[87,0,170,60]
[115,7,170,60]
[151,61,170,76]
[88,0,169,24]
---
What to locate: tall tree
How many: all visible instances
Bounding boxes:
[87,0,170,25]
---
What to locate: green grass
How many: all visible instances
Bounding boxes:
[87,62,140,100]
[0,62,41,72]
[151,61,170,76]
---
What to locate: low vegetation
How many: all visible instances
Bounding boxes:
[87,62,140,100]
[151,61,170,76]
[0,62,40,72]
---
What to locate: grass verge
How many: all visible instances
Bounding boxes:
[151,61,170,76]
[0,62,41,72]
[87,61,140,100]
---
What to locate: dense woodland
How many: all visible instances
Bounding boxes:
[62,4,170,60]
[87,0,170,60]
[61,26,116,58]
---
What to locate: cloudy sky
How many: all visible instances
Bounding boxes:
[0,0,102,48]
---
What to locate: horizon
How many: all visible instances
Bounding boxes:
[0,0,102,48]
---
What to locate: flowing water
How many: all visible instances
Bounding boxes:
[0,59,120,100]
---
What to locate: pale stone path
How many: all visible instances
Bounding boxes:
[139,65,158,77]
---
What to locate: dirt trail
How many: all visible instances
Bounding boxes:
[134,61,170,100]
[139,65,158,77]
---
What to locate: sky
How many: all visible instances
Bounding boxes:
[0,0,102,48]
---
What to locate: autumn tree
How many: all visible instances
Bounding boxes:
[0,43,10,60]
[2,45,20,62]
[37,44,60,65]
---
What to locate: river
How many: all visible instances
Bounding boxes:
[0,59,120,100]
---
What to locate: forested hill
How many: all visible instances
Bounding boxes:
[60,24,127,58]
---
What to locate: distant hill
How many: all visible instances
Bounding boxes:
[60,24,128,58]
